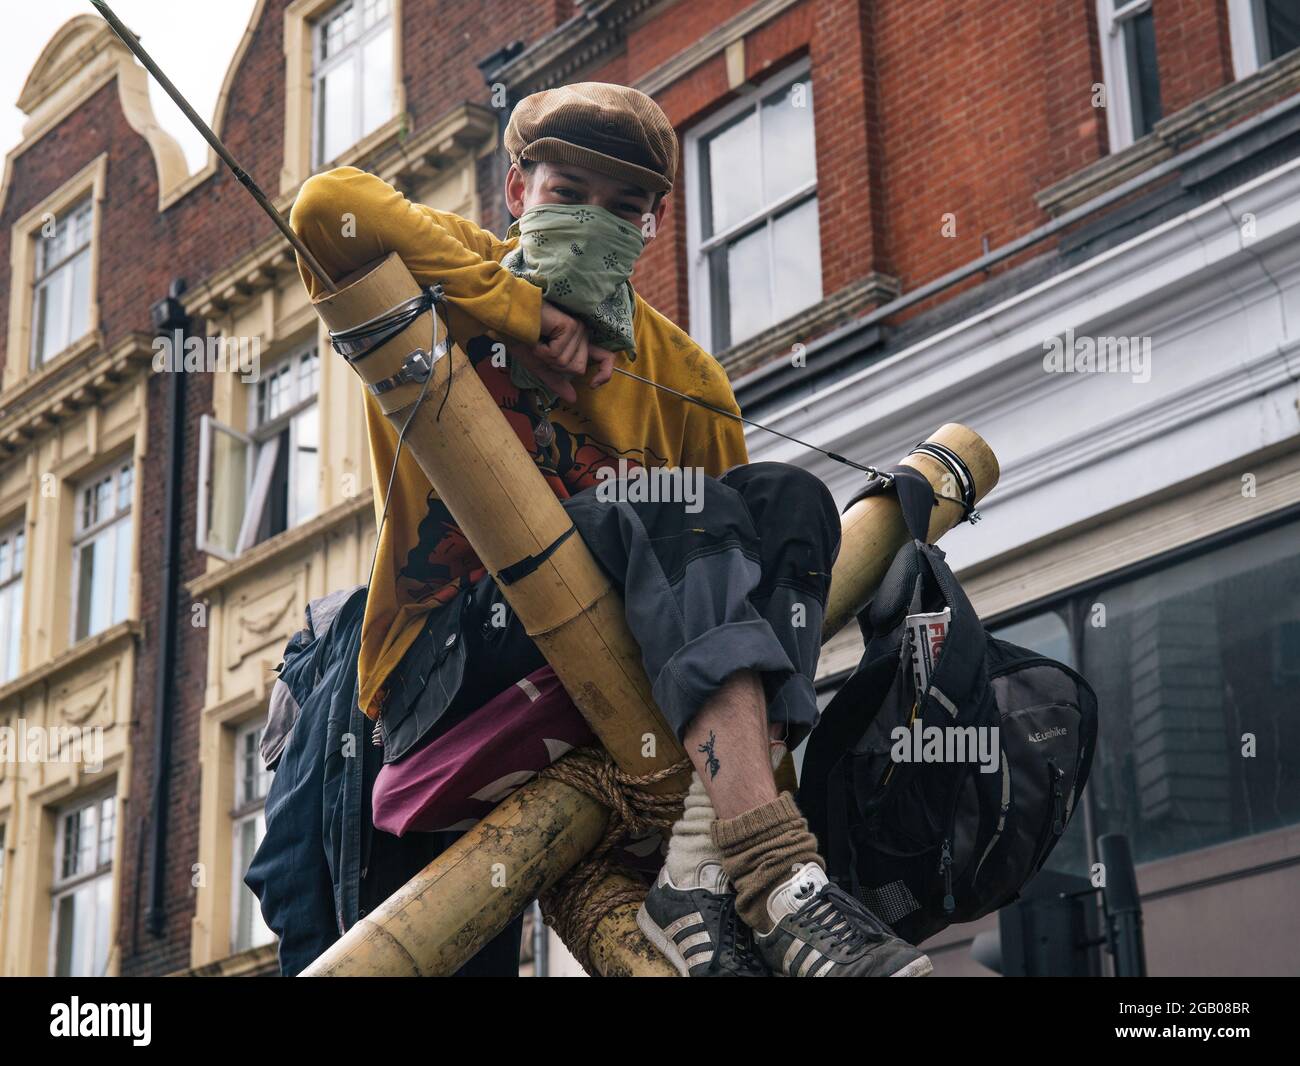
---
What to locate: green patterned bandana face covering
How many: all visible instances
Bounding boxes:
[502,202,645,401]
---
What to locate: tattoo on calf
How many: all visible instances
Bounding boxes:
[698,731,721,779]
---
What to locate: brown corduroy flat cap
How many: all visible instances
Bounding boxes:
[504,82,679,194]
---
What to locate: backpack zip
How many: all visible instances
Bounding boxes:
[939,837,955,915]
[1027,759,1067,873]
[1049,759,1065,835]
[972,750,1011,885]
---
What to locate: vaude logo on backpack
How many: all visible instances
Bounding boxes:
[799,465,1098,946]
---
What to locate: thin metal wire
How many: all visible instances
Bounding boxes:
[609,366,890,479]
[609,365,978,517]
[363,304,444,597]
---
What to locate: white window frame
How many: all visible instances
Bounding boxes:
[29,198,93,371]
[1098,0,1162,152]
[0,521,24,684]
[685,59,821,353]
[311,0,395,168]
[49,791,116,977]
[1227,0,1300,79]
[70,461,134,644]
[230,721,274,954]
[197,342,320,560]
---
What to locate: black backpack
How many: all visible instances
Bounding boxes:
[799,467,1098,945]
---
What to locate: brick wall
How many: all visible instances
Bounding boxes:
[587,0,1103,338]
[1156,0,1235,118]
[0,0,569,976]
[0,80,173,379]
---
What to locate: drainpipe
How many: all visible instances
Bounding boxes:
[144,278,189,937]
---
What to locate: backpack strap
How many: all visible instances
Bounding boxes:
[847,465,937,544]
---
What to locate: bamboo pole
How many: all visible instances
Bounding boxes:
[313,254,686,788]
[301,253,999,977]
[306,776,608,976]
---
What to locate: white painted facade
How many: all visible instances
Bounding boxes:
[749,154,1300,612]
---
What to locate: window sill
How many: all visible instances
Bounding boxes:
[279,110,409,204]
[717,272,899,379]
[0,618,140,708]
[313,111,409,183]
[273,102,498,217]
[2,329,103,403]
[172,941,279,977]
[187,491,373,600]
[0,331,154,459]
[1036,46,1300,217]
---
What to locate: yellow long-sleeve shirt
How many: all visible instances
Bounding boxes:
[290,166,749,718]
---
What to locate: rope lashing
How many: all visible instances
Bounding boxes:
[536,748,690,975]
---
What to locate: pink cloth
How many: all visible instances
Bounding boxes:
[372,666,595,836]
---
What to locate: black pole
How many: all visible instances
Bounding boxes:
[1099,833,1147,977]
[144,281,189,937]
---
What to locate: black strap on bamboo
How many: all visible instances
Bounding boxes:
[845,440,981,545]
[494,524,578,585]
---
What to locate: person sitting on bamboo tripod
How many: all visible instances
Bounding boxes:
[288,82,930,978]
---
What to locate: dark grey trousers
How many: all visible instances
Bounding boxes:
[387,461,842,758]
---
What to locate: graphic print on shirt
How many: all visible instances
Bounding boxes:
[396,494,477,605]
[396,333,662,608]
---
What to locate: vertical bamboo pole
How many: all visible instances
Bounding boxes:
[312,254,686,787]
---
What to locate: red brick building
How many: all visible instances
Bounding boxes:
[0,0,1296,977]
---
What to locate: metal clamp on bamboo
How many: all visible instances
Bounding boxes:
[301,252,1000,977]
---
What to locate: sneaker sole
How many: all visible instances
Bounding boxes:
[636,903,693,978]
[891,955,933,977]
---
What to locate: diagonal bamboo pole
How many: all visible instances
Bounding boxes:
[313,254,687,786]
[301,254,999,976]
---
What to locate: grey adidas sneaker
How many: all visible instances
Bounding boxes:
[637,862,770,977]
[755,863,933,977]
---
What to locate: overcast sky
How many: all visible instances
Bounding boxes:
[4,1,259,175]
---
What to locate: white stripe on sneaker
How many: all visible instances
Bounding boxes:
[797,948,824,977]
[676,930,713,953]
[812,957,836,977]
[662,912,705,939]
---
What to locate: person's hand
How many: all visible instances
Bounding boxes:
[535,302,590,382]
[509,304,616,403]
[509,342,579,404]
[586,343,616,389]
